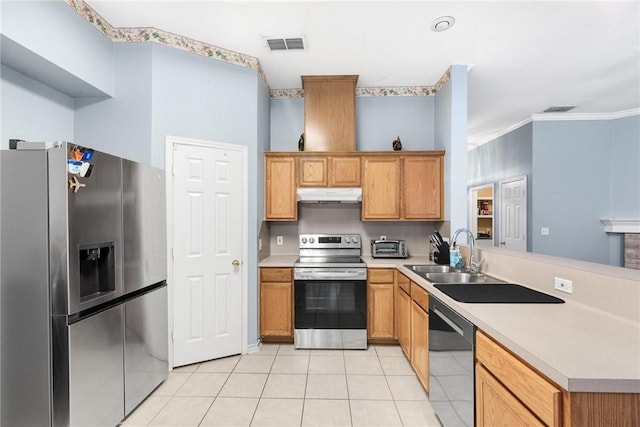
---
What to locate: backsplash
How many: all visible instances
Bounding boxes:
[268,204,448,256]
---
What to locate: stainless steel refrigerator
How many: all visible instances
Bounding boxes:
[1,142,168,426]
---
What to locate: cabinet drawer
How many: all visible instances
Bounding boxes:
[476,330,562,427]
[260,268,292,283]
[368,268,394,283]
[410,282,429,311]
[397,272,411,295]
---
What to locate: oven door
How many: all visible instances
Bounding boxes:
[293,269,367,349]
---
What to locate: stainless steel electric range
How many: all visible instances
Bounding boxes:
[293,234,368,349]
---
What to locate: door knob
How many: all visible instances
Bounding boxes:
[232,259,240,267]
[500,242,506,246]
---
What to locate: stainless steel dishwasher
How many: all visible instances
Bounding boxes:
[428,295,476,427]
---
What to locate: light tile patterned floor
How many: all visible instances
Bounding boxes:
[122,344,441,427]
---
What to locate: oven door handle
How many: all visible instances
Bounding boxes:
[432,307,464,336]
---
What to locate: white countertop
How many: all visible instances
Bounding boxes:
[258,255,640,393]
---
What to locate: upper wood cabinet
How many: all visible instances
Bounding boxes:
[298,156,361,187]
[362,156,401,219]
[265,156,297,220]
[298,157,328,187]
[302,75,358,152]
[265,151,443,221]
[403,156,443,219]
[329,156,361,187]
[362,153,444,221]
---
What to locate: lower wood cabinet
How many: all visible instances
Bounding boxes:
[367,268,395,339]
[395,272,411,357]
[259,268,293,340]
[476,330,561,426]
[410,282,429,392]
[476,363,545,426]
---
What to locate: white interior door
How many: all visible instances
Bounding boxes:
[500,177,527,251]
[171,141,244,367]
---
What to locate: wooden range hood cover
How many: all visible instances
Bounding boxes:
[302,75,358,152]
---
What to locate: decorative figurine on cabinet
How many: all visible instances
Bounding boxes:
[392,136,402,151]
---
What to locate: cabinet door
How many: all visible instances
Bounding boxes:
[362,157,401,220]
[265,157,297,220]
[402,156,443,219]
[302,76,358,152]
[476,364,544,427]
[368,283,395,339]
[410,300,429,392]
[260,281,292,337]
[298,157,328,187]
[329,157,361,187]
[397,287,411,359]
[368,269,394,339]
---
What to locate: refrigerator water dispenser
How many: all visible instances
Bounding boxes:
[79,242,116,302]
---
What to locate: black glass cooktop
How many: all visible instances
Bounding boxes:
[434,284,565,304]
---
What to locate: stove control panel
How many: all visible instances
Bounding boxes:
[299,234,361,249]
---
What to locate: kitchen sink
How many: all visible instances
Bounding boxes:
[425,272,504,284]
[404,264,454,274]
[404,265,506,284]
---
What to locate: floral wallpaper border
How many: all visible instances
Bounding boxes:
[66,0,447,99]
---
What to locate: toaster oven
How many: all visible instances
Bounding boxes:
[371,239,408,258]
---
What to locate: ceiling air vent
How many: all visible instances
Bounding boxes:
[542,106,576,113]
[265,37,305,51]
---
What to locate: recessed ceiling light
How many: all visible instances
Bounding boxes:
[431,16,455,32]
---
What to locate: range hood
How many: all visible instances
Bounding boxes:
[297,187,362,203]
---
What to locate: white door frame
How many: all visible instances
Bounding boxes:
[165,135,249,368]
[499,175,528,251]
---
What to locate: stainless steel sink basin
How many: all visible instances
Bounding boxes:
[404,264,454,274]
[404,264,505,284]
[425,272,488,283]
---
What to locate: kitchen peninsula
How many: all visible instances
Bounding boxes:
[259,246,640,425]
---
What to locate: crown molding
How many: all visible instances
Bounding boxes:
[531,108,640,122]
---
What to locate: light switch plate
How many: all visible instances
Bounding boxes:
[276,236,283,246]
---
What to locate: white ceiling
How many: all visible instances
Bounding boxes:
[87,0,640,147]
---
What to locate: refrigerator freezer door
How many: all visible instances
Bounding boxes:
[124,285,169,414]
[123,159,167,294]
[50,144,125,315]
[67,305,125,426]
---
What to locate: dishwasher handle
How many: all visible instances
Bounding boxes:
[433,307,464,336]
[429,296,475,345]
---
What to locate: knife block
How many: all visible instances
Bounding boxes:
[434,243,450,265]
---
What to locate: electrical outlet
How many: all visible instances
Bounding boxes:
[554,277,573,294]
[380,235,387,240]
[276,236,283,246]
[259,238,263,251]
[541,227,550,235]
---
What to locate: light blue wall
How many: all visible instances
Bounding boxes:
[609,115,640,217]
[0,65,75,147]
[74,43,152,163]
[532,120,613,264]
[269,96,435,151]
[356,97,435,150]
[1,0,114,96]
[254,80,270,344]
[150,43,259,168]
[468,122,533,248]
[270,98,303,151]
[435,65,469,240]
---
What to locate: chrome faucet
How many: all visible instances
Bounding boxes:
[451,228,482,273]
